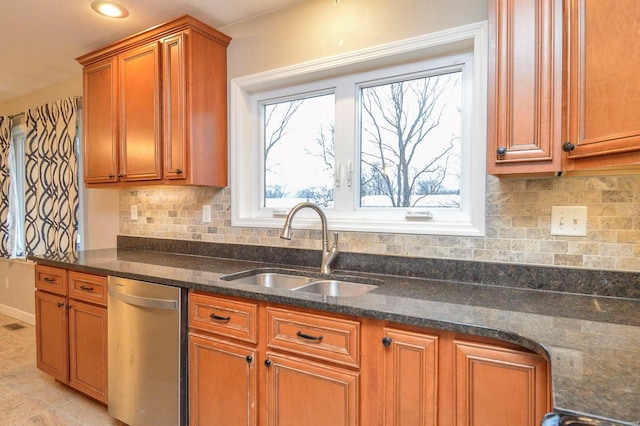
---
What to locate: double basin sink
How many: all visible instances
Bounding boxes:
[220,268,380,297]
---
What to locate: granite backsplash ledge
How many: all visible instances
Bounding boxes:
[118,236,640,299]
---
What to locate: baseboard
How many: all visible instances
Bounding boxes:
[0,304,35,325]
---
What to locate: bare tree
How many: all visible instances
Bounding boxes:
[360,73,459,207]
[264,100,304,162]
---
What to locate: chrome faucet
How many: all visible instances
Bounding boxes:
[280,202,339,274]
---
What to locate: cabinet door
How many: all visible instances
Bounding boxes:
[189,334,257,426]
[35,291,68,382]
[487,0,563,174]
[563,0,640,170]
[163,33,188,181]
[381,327,438,426]
[265,353,359,426]
[119,42,162,181]
[454,341,549,426]
[68,300,108,403]
[83,57,119,183]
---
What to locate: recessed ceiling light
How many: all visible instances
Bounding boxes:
[91,1,129,18]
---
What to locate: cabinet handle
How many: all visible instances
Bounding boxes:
[43,277,56,283]
[57,302,65,308]
[246,355,253,364]
[496,146,507,156]
[118,173,124,178]
[80,285,94,291]
[109,173,115,179]
[296,331,323,342]
[176,169,183,175]
[562,142,576,152]
[209,313,231,323]
[264,359,271,367]
[382,336,392,347]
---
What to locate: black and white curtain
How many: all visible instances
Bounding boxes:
[24,98,79,256]
[0,116,12,257]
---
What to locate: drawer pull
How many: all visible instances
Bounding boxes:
[43,277,56,283]
[209,313,231,323]
[80,285,94,291]
[296,331,323,342]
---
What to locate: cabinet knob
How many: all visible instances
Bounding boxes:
[108,173,115,179]
[264,359,272,367]
[496,146,507,156]
[57,302,65,308]
[562,142,576,152]
[246,355,253,364]
[382,336,392,347]
[176,169,183,175]
[117,173,124,178]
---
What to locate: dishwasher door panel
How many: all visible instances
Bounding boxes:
[108,276,183,426]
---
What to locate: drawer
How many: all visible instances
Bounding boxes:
[267,307,360,368]
[189,293,258,344]
[35,264,67,295]
[68,271,107,306]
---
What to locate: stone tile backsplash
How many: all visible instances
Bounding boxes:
[119,174,640,272]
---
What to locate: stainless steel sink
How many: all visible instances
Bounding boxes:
[221,271,314,289]
[292,280,378,297]
[220,269,379,297]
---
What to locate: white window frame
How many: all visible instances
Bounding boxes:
[230,22,487,236]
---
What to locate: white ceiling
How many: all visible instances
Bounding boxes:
[0,0,304,105]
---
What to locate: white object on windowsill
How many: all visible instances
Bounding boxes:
[404,210,434,220]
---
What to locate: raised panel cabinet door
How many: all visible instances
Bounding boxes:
[264,353,359,426]
[563,0,640,169]
[189,334,257,426]
[68,300,108,403]
[83,57,119,183]
[381,327,438,426]
[487,0,563,174]
[163,33,188,181]
[119,42,162,181]
[35,290,69,382]
[454,341,549,426]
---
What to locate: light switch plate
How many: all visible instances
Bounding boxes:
[550,206,587,236]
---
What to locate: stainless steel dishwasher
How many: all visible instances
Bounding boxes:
[107,276,186,426]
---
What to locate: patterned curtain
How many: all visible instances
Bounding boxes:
[24,98,79,256]
[0,116,12,257]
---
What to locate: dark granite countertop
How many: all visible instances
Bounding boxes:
[30,245,640,425]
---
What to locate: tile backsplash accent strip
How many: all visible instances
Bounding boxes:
[118,174,640,272]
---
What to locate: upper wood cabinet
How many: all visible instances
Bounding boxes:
[77,15,231,187]
[487,0,563,175]
[488,0,640,175]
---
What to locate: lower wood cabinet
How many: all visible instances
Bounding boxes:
[188,291,550,426]
[188,334,257,425]
[34,266,108,403]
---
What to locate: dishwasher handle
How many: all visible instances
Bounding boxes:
[108,287,178,310]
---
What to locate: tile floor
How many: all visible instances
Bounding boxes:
[0,313,125,426]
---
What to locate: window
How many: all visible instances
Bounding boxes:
[7,123,26,257]
[231,22,487,236]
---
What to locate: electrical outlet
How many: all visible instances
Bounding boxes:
[131,205,138,221]
[550,206,587,236]
[202,205,212,223]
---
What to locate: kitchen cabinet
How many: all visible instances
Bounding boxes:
[35,265,108,403]
[190,292,550,426]
[487,0,563,175]
[77,15,231,187]
[264,307,361,425]
[488,0,640,175]
[188,293,259,426]
[453,340,549,426]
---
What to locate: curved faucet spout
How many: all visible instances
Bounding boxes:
[280,202,339,274]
